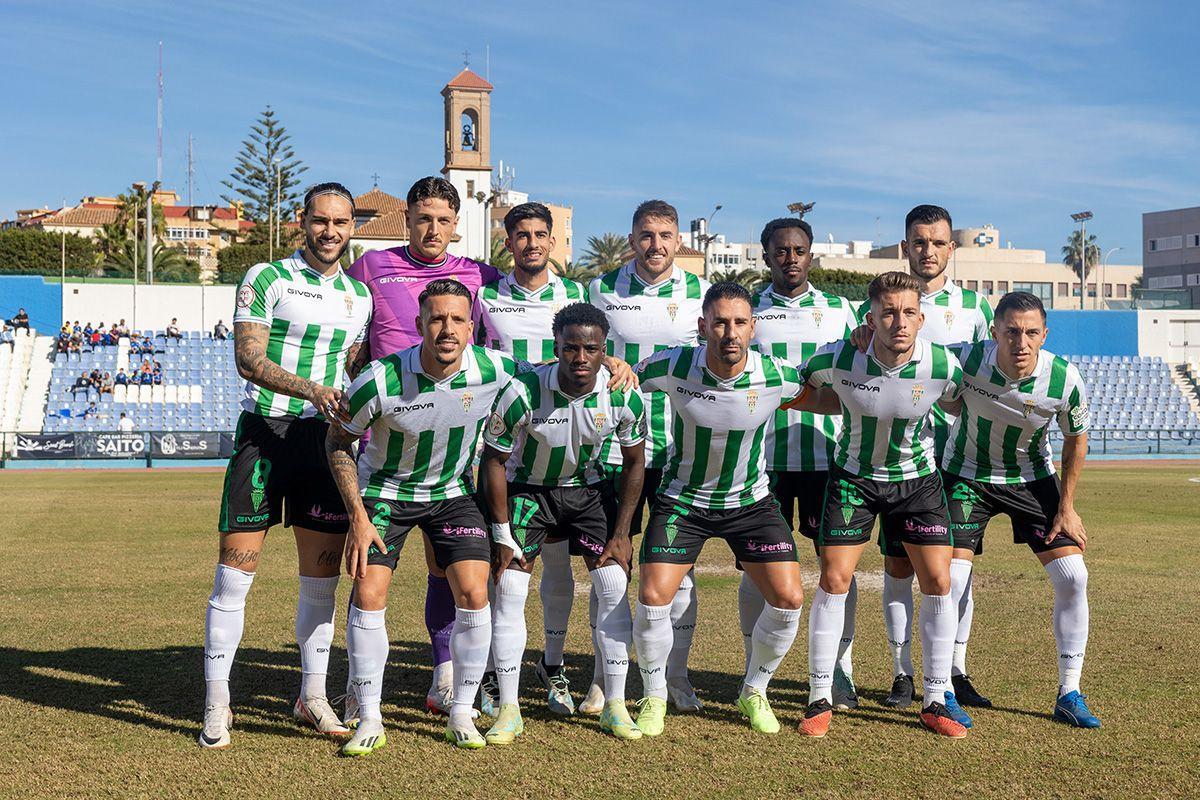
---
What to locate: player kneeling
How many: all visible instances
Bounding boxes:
[325,279,522,755]
[480,303,647,743]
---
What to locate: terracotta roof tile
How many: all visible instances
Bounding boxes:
[354,188,406,216]
[354,207,410,240]
[444,69,494,92]
[42,205,119,227]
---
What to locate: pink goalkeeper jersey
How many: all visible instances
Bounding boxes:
[348,245,502,358]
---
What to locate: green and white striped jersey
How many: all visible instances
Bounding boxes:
[475,271,588,362]
[803,338,963,482]
[589,262,709,468]
[343,344,519,502]
[750,285,857,472]
[233,252,372,419]
[484,363,646,487]
[943,341,1089,484]
[637,346,803,510]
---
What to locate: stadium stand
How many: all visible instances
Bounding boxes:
[1054,354,1200,443]
[43,330,240,433]
[1,328,54,433]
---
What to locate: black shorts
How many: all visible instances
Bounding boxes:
[602,465,662,536]
[944,473,1071,555]
[505,482,617,563]
[771,470,828,541]
[364,494,490,571]
[640,495,797,565]
[217,412,348,534]
[818,466,952,552]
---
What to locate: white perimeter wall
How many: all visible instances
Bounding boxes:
[1138,310,1200,362]
[61,284,236,332]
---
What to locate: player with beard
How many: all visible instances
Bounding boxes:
[588,200,709,715]
[743,218,860,709]
[347,176,504,717]
[326,279,523,754]
[199,183,372,749]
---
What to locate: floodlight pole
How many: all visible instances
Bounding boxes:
[1070,211,1093,311]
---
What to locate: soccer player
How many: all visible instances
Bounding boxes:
[347,176,504,715]
[325,279,520,755]
[632,282,810,737]
[475,202,592,716]
[588,199,710,714]
[866,205,996,710]
[799,271,967,739]
[743,217,860,709]
[942,291,1099,727]
[480,302,648,742]
[199,183,372,749]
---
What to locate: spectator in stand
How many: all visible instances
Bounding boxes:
[213,319,229,340]
[82,401,99,419]
[83,322,94,340]
[153,359,162,372]
[108,323,119,343]
[152,368,163,386]
[115,368,129,386]
[89,367,102,388]
[140,338,157,356]
[56,331,69,354]
[0,325,13,346]
[139,368,154,386]
[100,371,114,395]
[7,308,30,330]
[72,321,81,335]
[89,329,102,348]
[71,372,90,398]
[118,412,135,433]
[115,319,129,337]
[166,318,182,340]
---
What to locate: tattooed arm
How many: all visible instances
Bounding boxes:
[345,340,370,379]
[235,321,343,417]
[325,422,385,579]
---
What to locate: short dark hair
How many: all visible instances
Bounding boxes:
[904,204,952,236]
[994,291,1046,321]
[632,199,679,230]
[552,302,609,338]
[418,278,472,309]
[868,271,923,303]
[503,202,553,236]
[407,176,461,213]
[760,217,813,251]
[703,281,753,312]
[303,182,356,216]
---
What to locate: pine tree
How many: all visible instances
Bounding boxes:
[221,106,307,223]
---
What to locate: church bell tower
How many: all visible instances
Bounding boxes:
[441,65,494,259]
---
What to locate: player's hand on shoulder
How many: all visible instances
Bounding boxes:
[604,356,639,391]
[849,324,871,353]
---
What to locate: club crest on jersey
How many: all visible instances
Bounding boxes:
[487,411,505,436]
[461,391,474,412]
[811,309,824,326]
[237,284,255,309]
[911,384,926,405]
[593,411,608,430]
[1022,399,1036,418]
[344,294,355,317]
[666,302,679,321]
[747,389,759,412]
[944,310,955,328]
[551,302,563,316]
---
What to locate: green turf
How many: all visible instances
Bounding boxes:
[0,465,1197,798]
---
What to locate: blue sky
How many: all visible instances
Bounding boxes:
[3,1,1197,264]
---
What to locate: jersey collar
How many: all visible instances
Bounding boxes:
[504,269,560,299]
[922,279,961,304]
[548,362,609,400]
[402,245,449,269]
[698,346,758,385]
[292,251,345,283]
[867,336,926,373]
[984,340,1048,384]
[624,260,682,291]
[763,284,817,306]
[410,341,475,384]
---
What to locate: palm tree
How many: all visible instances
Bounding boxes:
[1062,230,1100,307]
[103,240,198,282]
[551,259,599,284]
[578,233,628,273]
[711,267,765,290]
[488,233,513,273]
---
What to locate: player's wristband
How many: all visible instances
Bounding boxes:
[491,522,520,553]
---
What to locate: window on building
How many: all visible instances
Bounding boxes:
[1189,234,1200,248]
[1057,282,1068,295]
[983,281,993,293]
[998,281,1009,292]
[1013,281,1054,306]
[1150,236,1183,252]
[966,280,978,291]
[1117,284,1128,298]
[1103,283,1113,298]
[466,180,475,198]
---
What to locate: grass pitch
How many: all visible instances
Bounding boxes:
[1,465,1198,799]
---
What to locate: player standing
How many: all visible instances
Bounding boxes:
[480,303,647,742]
[588,199,710,714]
[347,177,503,715]
[743,217,859,709]
[200,183,372,749]
[799,272,967,739]
[942,292,1099,727]
[632,282,811,736]
[475,202,592,716]
[326,279,519,754]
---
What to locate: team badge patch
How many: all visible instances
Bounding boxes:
[551,302,563,316]
[344,294,355,317]
[593,411,607,430]
[487,411,506,436]
[812,309,824,326]
[237,285,255,309]
[666,302,679,321]
[911,384,925,405]
[1022,399,1036,418]
[944,310,955,328]
[747,389,759,412]
[461,391,474,412]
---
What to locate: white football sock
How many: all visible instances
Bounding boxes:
[837,575,857,677]
[633,601,672,699]
[296,575,339,700]
[744,603,802,694]
[591,564,632,702]
[883,571,915,677]
[204,564,254,707]
[1045,554,1089,696]
[737,572,766,667]
[539,540,573,668]
[589,586,603,689]
[949,559,973,677]
[492,571,531,706]
[807,587,846,705]
[919,593,954,707]
[450,605,491,724]
[346,604,387,724]
[667,568,698,681]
